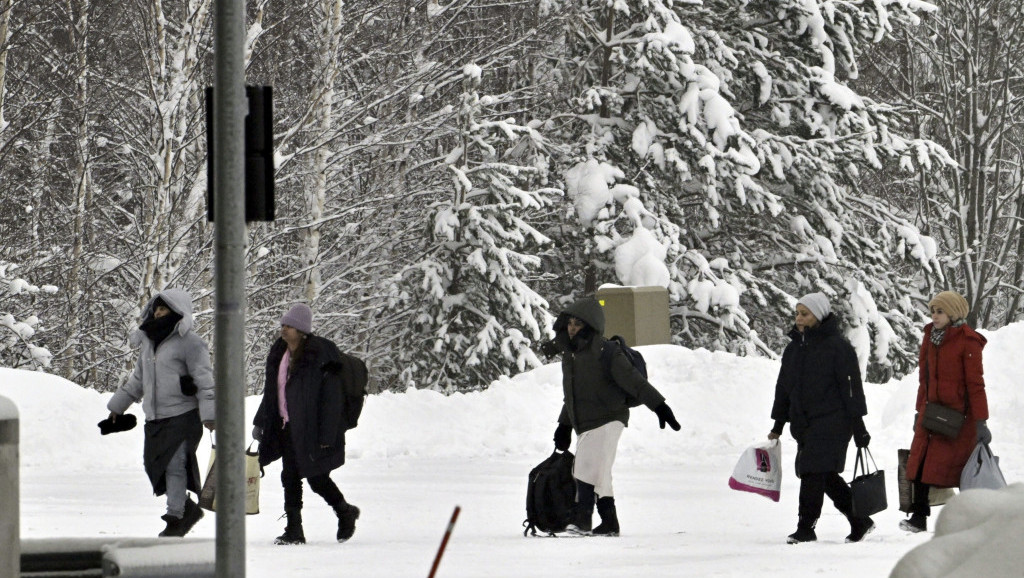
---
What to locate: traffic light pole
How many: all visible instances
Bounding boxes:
[212,0,247,575]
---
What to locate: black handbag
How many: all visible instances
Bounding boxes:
[921,402,965,438]
[850,448,887,518]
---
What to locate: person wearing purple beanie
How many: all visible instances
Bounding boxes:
[252,303,361,545]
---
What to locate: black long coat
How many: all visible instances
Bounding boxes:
[254,335,346,478]
[770,314,867,476]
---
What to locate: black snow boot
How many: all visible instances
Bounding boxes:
[274,508,306,545]
[158,514,181,538]
[845,515,875,543]
[591,497,620,536]
[565,480,595,535]
[786,517,818,544]
[159,497,204,538]
[334,502,361,543]
[899,513,927,533]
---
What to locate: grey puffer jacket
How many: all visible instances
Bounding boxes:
[108,288,215,422]
[555,298,665,434]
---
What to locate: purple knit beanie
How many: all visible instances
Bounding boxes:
[280,304,313,334]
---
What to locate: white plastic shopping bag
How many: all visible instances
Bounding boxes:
[728,439,783,502]
[960,442,1007,491]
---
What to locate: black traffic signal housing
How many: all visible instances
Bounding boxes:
[205,85,275,222]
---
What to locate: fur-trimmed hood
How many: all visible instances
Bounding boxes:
[130,288,197,347]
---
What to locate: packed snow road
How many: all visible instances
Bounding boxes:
[22,456,930,577]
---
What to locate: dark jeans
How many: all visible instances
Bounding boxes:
[798,472,854,519]
[280,423,344,510]
[910,480,932,517]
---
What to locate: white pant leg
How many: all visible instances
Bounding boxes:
[573,421,624,497]
[165,442,188,518]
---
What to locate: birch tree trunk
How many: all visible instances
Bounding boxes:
[0,0,12,133]
[62,0,92,378]
[137,0,212,305]
[300,0,345,305]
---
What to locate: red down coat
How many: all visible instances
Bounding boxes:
[905,322,989,488]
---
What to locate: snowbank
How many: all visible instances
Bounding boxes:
[3,322,1024,576]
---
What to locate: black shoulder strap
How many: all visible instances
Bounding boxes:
[600,337,622,368]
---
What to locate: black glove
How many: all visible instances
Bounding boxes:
[654,403,681,431]
[539,340,560,359]
[98,413,137,435]
[554,423,572,451]
[853,417,870,448]
[976,420,992,445]
[769,419,786,439]
[252,425,264,442]
[180,375,197,396]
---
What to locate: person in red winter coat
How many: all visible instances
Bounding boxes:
[901,291,991,533]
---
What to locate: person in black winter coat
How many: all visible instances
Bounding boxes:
[542,297,681,536]
[768,292,874,544]
[252,304,360,545]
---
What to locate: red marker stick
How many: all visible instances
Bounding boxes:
[427,506,461,578]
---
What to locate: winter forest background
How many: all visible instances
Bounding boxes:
[3,0,1024,394]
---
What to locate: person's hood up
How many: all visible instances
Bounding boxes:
[553,297,606,335]
[131,288,195,346]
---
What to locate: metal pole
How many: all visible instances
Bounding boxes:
[0,395,19,578]
[212,0,246,575]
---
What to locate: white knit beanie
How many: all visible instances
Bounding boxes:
[797,292,831,323]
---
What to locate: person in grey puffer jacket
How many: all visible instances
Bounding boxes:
[541,297,681,537]
[106,288,215,538]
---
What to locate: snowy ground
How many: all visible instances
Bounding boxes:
[6,323,1024,577]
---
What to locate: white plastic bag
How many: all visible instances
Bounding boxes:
[960,442,1007,491]
[728,439,783,502]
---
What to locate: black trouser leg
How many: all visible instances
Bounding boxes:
[798,473,828,519]
[823,472,854,515]
[911,480,932,517]
[280,425,303,510]
[308,474,345,508]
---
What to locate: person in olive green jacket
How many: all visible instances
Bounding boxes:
[543,297,681,536]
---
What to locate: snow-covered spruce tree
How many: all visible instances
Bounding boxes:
[385,64,560,392]
[543,0,952,376]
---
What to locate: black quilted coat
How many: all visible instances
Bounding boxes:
[770,314,867,476]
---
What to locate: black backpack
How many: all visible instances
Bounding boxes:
[523,450,575,536]
[600,335,647,407]
[323,351,369,431]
